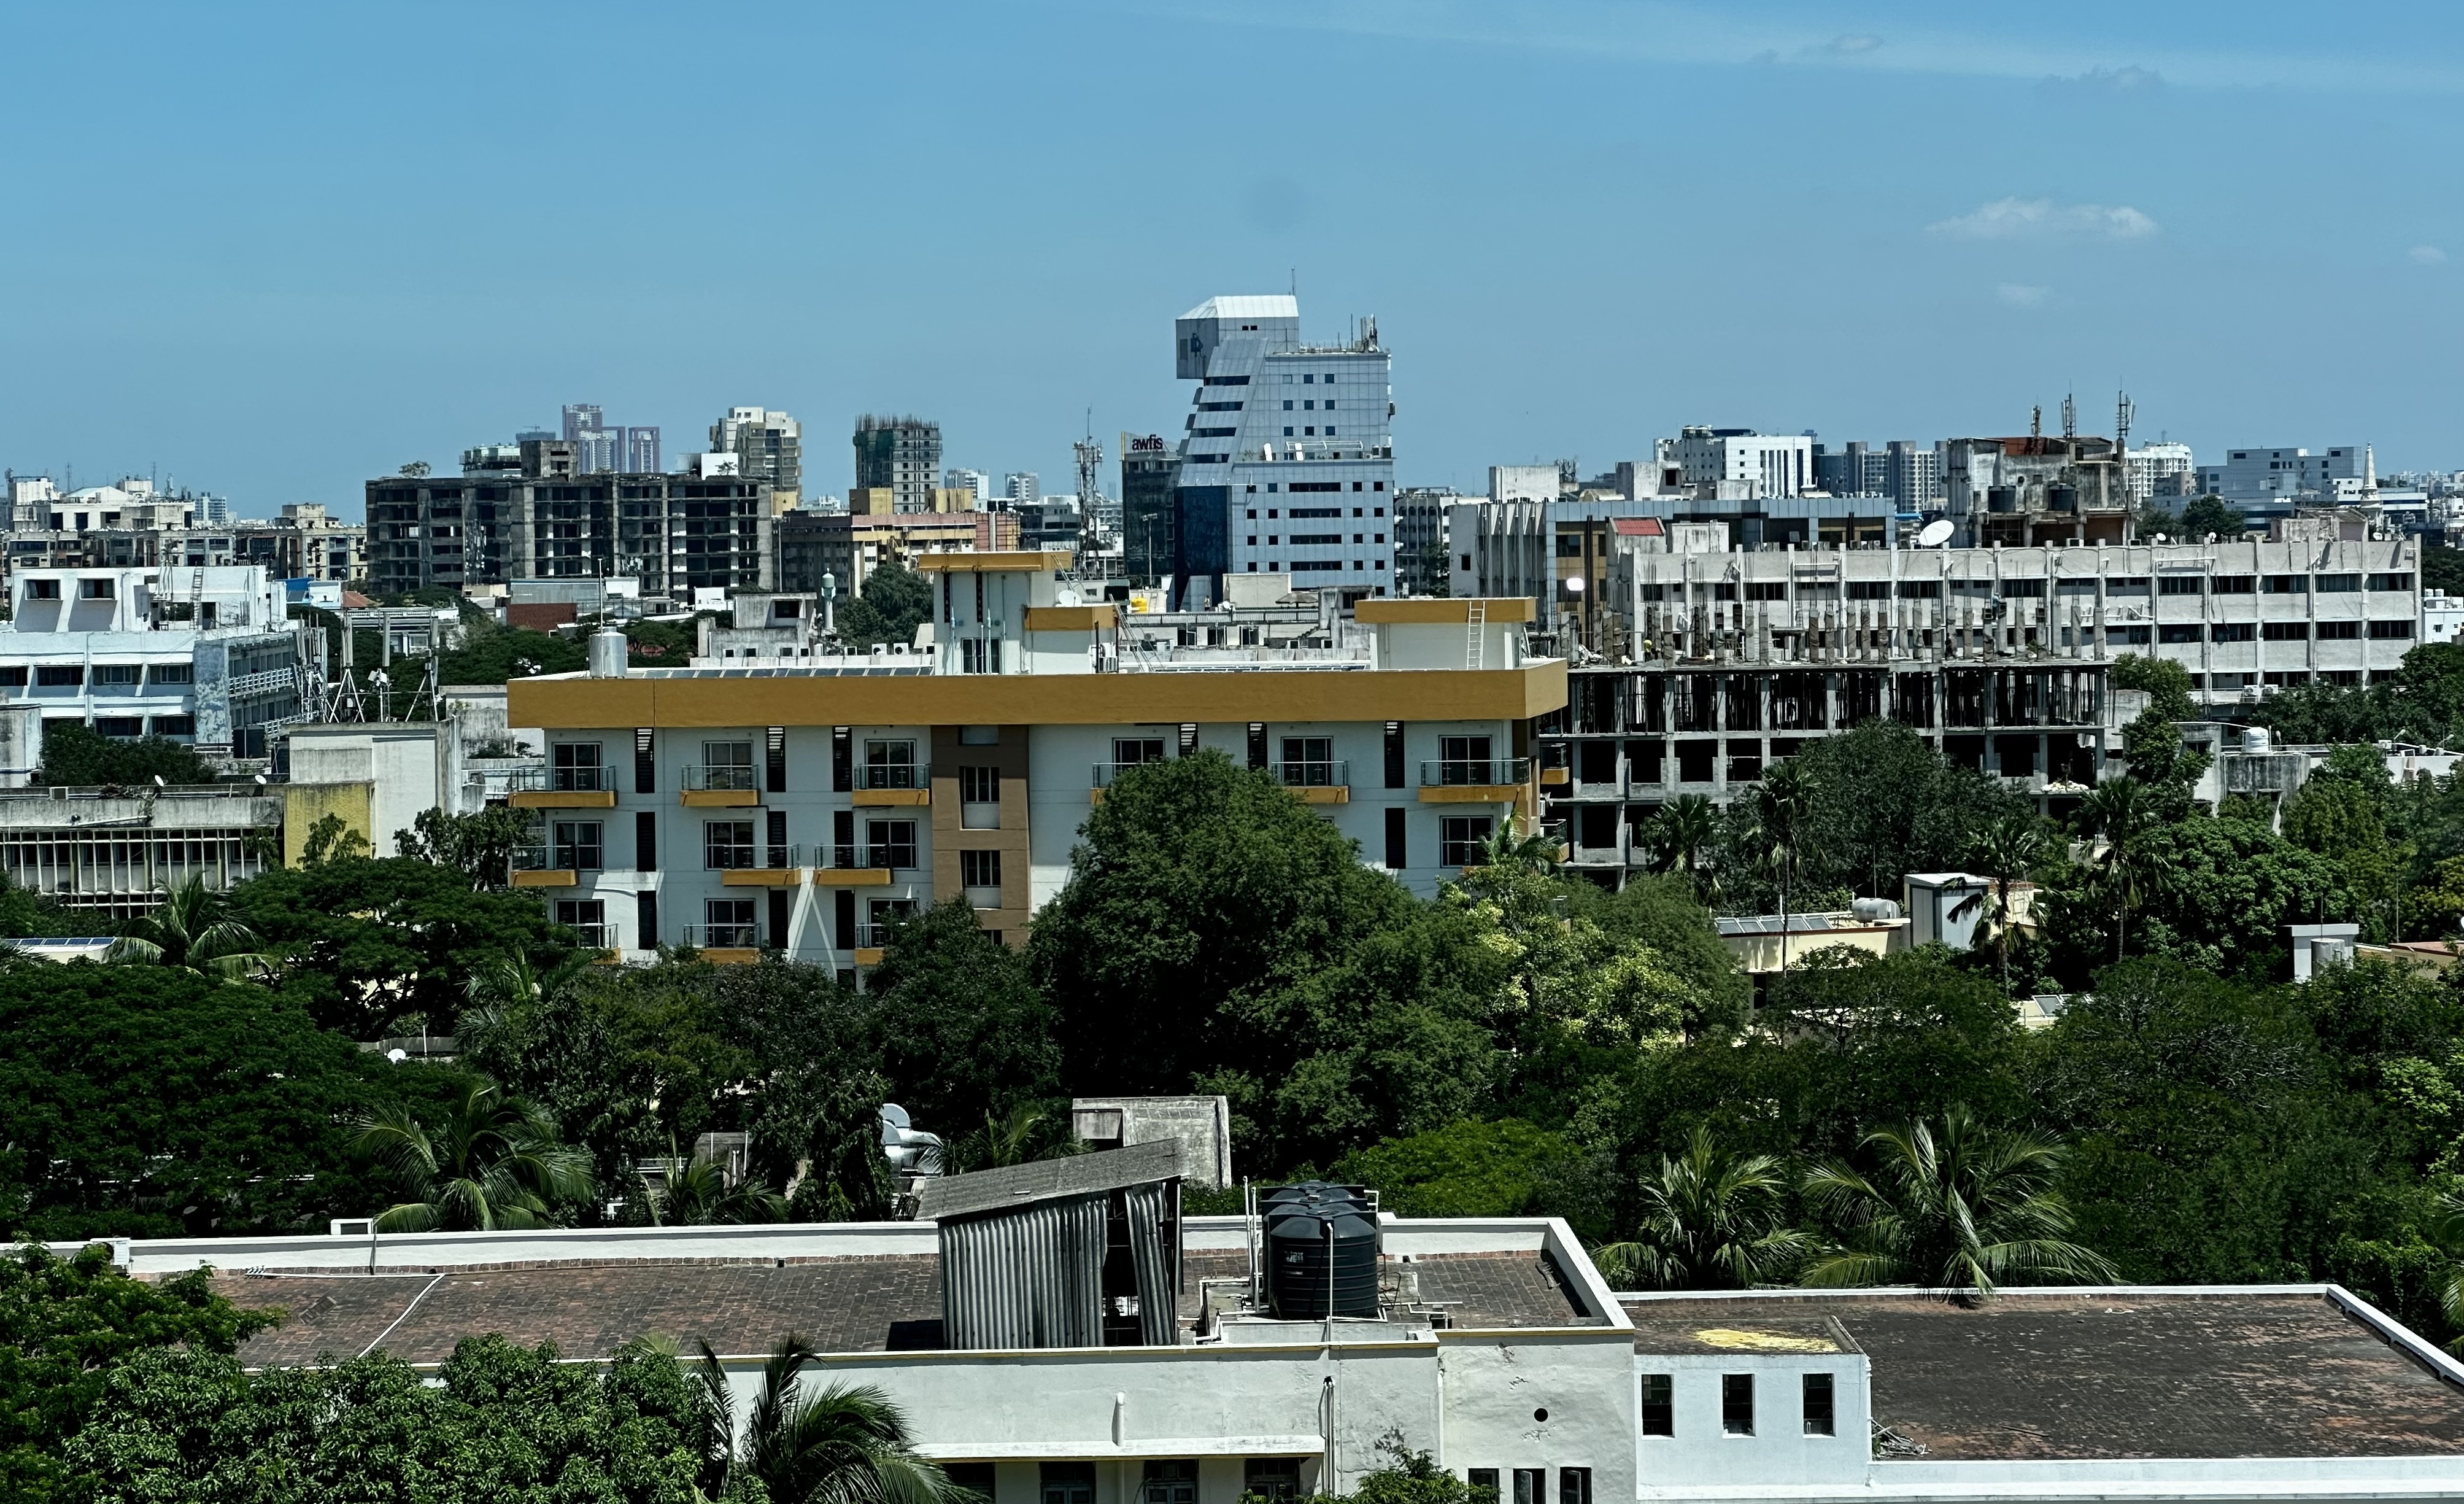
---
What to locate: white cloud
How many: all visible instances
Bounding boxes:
[1929,197,2158,241]
[1825,34,1882,55]
[1997,283,2051,308]
[2411,244,2448,265]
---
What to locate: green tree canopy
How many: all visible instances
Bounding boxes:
[2178,495,2244,539]
[1786,723,2026,902]
[1332,1119,1578,1218]
[34,724,215,788]
[834,562,933,650]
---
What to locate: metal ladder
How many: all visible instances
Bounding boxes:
[1465,600,1486,669]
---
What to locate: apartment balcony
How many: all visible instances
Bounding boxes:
[1417,758,1530,804]
[681,764,760,807]
[719,846,806,886]
[813,844,915,886]
[681,924,760,963]
[854,762,930,807]
[508,845,581,887]
[508,765,615,809]
[1273,759,1350,804]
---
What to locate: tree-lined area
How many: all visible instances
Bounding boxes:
[13,646,2464,1492]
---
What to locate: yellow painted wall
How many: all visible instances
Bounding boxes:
[281,781,374,866]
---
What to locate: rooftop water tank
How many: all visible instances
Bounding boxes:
[1266,1198,1380,1320]
[2244,725,2273,754]
[587,627,628,678]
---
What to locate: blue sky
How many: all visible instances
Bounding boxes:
[3,1,2460,514]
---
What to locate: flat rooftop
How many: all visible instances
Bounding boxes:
[209,1246,1596,1369]
[1623,1290,2464,1460]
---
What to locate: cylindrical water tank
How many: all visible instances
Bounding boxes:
[2048,485,2079,514]
[1987,487,2020,514]
[2244,726,2273,753]
[1267,1203,1380,1320]
[587,627,628,678]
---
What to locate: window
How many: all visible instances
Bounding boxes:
[554,897,606,946]
[1745,581,1786,601]
[1439,733,1496,785]
[1641,1373,1674,1436]
[703,897,755,948]
[2114,625,2152,645]
[35,665,82,687]
[552,820,603,871]
[703,739,755,790]
[1244,1460,1302,1502]
[1385,807,1407,869]
[0,667,21,687]
[2158,575,2204,595]
[1441,815,1494,867]
[1512,1471,1545,1504]
[150,715,194,736]
[2263,621,2309,640]
[91,664,138,686]
[2371,619,2416,639]
[2317,573,2363,593]
[2316,620,2362,640]
[1281,735,1336,786]
[552,742,604,792]
[1803,1373,1835,1435]
[1896,580,1941,599]
[866,818,918,869]
[1467,1471,1499,1502]
[2265,574,2307,594]
[2369,572,2413,592]
[637,727,657,794]
[1723,1374,1755,1435]
[1113,736,1166,766]
[959,766,999,802]
[705,820,755,869]
[93,716,141,738]
[2158,624,2203,644]
[2212,575,2256,594]
[25,581,58,600]
[77,578,113,600]
[149,662,193,686]
[2211,622,2255,642]
[1847,581,1892,600]
[862,738,919,789]
[2107,576,2150,595]
[1141,1460,1197,1504]
[1558,1470,1591,1504]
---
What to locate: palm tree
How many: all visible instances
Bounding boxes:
[1647,794,1718,897]
[641,1142,789,1226]
[353,1078,594,1232]
[2079,777,2163,965]
[951,1103,1048,1173]
[2429,1190,2464,1346]
[696,1336,970,1504]
[1591,1125,1813,1290]
[1949,813,2049,998]
[1800,1106,2118,1298]
[1751,759,1821,971]
[1477,822,1560,874]
[104,874,274,980]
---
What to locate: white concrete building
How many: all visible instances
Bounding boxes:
[1669,428,1813,502]
[2196,444,2373,514]
[90,1204,2464,1504]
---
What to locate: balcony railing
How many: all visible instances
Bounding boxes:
[1275,759,1348,789]
[1420,757,1531,787]
[705,845,801,871]
[511,764,611,793]
[827,843,918,871]
[682,764,759,793]
[683,924,759,949]
[1092,761,1168,788]
[565,922,613,948]
[855,923,911,948]
[511,845,600,873]
[857,762,927,791]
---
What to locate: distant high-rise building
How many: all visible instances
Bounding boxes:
[943,468,989,505]
[563,403,625,475]
[1671,428,1812,500]
[853,416,942,513]
[1170,293,1395,608]
[1814,440,1941,507]
[712,408,803,499]
[1118,435,1180,587]
[1003,473,1040,508]
[626,427,663,475]
[2193,445,2368,516]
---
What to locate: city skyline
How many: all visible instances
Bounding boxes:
[3,1,2460,513]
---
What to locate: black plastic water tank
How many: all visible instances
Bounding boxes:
[1266,1203,1380,1319]
[2048,485,2079,513]
[1987,486,2020,513]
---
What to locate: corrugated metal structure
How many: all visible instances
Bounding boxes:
[917,1139,1184,1350]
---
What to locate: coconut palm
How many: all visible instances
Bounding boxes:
[1750,759,1821,971]
[1647,794,1718,896]
[1801,1106,2118,1297]
[104,874,274,980]
[1591,1125,1813,1290]
[697,1336,971,1504]
[641,1142,789,1227]
[948,1103,1050,1174]
[354,1078,594,1232]
[2079,776,2165,966]
[1949,812,2049,998]
[2429,1190,2464,1347]
[1477,821,1561,874]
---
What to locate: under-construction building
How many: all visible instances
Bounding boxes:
[712,408,802,500]
[853,415,943,514]
[1941,433,2133,546]
[365,441,770,599]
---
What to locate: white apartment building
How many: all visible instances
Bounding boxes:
[2126,440,2197,502]
[503,552,1562,964]
[1490,465,1561,504]
[0,564,306,756]
[95,1197,2464,1504]
[1669,428,1814,501]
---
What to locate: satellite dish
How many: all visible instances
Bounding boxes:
[1917,519,1955,548]
[385,1048,407,1064]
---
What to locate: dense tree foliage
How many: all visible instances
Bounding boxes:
[34,723,215,788]
[834,561,933,650]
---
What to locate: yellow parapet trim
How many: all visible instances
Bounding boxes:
[1355,597,1537,624]
[511,660,1567,729]
[1540,767,1570,785]
[915,551,1075,573]
[1291,786,1350,805]
[511,789,616,809]
[812,869,892,887]
[853,788,932,807]
[1022,605,1118,631]
[853,947,886,966]
[680,789,759,808]
[701,948,761,966]
[1419,785,1524,804]
[511,869,579,887]
[720,869,804,886]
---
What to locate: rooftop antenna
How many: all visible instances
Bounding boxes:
[1073,416,1103,567]
[2060,393,2076,441]
[2030,405,2042,439]
[2115,389,2134,455]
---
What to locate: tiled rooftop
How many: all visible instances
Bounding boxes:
[1624,1291,2464,1460]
